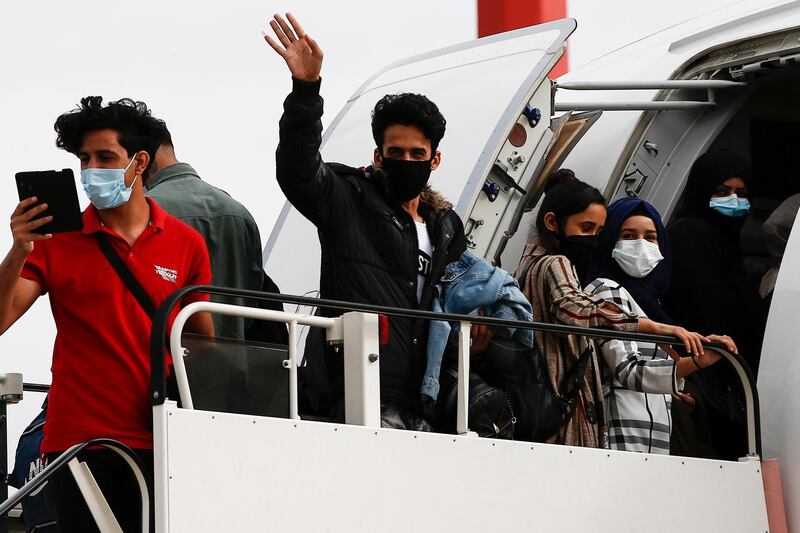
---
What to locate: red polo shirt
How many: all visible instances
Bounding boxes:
[21,198,211,453]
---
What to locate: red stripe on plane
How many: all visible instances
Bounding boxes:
[477,0,569,78]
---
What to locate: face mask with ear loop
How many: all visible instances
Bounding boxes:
[709,194,751,218]
[612,239,664,278]
[559,234,599,282]
[80,154,139,209]
[547,213,600,281]
[380,157,433,202]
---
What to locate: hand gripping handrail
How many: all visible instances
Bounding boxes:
[150,285,761,457]
[0,438,150,532]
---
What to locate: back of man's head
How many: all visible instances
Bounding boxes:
[371,93,446,152]
[54,96,166,174]
[146,119,179,180]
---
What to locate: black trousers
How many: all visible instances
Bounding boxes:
[46,449,154,533]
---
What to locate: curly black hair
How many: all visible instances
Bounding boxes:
[54,96,167,173]
[371,93,446,153]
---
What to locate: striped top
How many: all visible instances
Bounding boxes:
[586,278,685,454]
[515,245,638,448]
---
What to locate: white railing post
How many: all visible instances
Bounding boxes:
[287,320,299,420]
[153,403,170,533]
[456,321,471,435]
[68,458,124,533]
[341,312,381,427]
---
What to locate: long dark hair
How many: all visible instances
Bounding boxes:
[535,170,606,251]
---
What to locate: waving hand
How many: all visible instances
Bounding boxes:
[263,13,323,82]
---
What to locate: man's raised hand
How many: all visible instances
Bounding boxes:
[10,197,52,256]
[263,13,323,82]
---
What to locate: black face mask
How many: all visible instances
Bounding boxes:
[559,234,599,283]
[380,157,432,202]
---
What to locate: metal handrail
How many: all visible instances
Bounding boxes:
[0,438,149,530]
[149,285,761,456]
[555,80,746,90]
[23,383,50,394]
[554,101,715,111]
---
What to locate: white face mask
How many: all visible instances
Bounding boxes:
[612,239,664,279]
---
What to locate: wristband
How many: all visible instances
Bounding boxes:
[691,355,703,371]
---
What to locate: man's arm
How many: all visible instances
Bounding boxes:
[265,13,342,228]
[180,229,215,338]
[185,312,214,338]
[0,198,49,334]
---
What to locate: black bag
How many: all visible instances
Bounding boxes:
[476,338,593,442]
[476,339,560,442]
[435,364,515,439]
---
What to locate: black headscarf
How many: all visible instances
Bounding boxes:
[679,150,751,245]
[588,198,673,324]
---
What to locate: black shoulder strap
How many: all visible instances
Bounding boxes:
[516,256,538,293]
[95,233,157,319]
[517,254,593,404]
[559,344,594,403]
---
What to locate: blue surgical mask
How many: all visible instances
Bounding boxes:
[80,155,138,209]
[709,194,750,218]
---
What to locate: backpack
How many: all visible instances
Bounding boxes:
[8,404,58,532]
[475,338,592,442]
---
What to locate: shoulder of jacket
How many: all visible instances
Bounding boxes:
[327,162,366,177]
[537,253,568,269]
[440,209,463,229]
[324,162,373,195]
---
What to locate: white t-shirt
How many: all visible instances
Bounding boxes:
[415,221,434,303]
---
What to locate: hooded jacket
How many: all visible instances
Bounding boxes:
[276,77,466,411]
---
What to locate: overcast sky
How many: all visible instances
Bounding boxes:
[0,0,744,472]
[0,0,479,468]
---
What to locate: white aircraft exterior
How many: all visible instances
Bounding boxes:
[257,0,800,530]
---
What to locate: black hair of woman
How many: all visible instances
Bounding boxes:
[536,172,605,248]
[535,172,606,284]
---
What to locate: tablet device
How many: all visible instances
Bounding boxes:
[15,169,83,234]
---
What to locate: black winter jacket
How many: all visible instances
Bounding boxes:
[276,78,467,410]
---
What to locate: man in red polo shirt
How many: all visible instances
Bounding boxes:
[0,96,214,531]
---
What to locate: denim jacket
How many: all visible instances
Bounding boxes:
[423,251,534,401]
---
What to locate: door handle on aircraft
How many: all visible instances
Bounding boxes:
[492,162,528,195]
[465,217,484,249]
[644,140,659,157]
[622,169,648,197]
